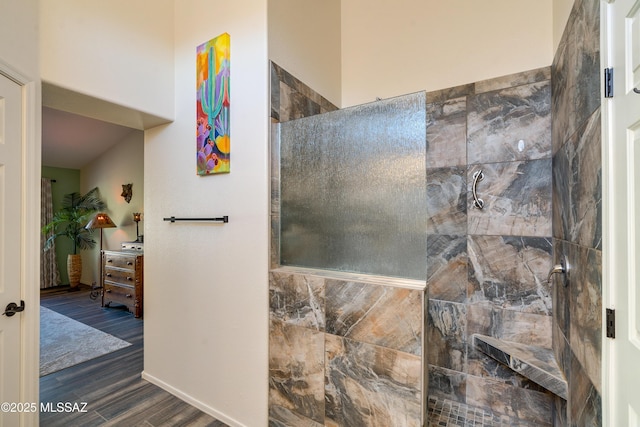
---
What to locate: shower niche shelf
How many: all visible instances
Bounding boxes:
[473,334,568,400]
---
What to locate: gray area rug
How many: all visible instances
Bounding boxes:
[40,306,131,377]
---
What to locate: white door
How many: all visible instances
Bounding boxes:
[0,66,39,426]
[603,0,640,425]
[0,73,26,426]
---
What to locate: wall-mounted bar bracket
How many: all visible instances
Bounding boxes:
[472,169,485,209]
[163,216,229,223]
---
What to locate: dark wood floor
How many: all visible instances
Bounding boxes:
[40,287,228,427]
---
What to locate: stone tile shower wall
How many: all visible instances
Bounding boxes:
[268,269,426,426]
[269,62,571,425]
[425,68,555,426]
[270,62,429,425]
[551,0,602,425]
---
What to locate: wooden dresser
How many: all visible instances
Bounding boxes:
[102,250,144,318]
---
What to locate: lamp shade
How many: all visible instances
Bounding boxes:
[86,212,117,229]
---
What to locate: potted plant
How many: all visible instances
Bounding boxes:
[42,187,106,289]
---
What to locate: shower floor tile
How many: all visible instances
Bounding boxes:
[427,397,512,427]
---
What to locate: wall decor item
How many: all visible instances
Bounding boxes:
[121,183,132,203]
[196,32,230,175]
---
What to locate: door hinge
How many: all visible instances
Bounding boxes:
[606,308,616,338]
[605,67,614,98]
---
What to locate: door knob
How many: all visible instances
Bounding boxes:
[2,300,25,317]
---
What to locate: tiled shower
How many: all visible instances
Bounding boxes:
[268,0,602,425]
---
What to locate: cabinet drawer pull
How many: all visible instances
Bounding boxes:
[127,261,133,265]
[126,294,132,298]
[107,259,113,263]
[106,273,112,277]
[127,277,133,281]
[106,289,112,293]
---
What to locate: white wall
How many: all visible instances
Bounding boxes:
[80,131,145,285]
[268,0,342,106]
[0,0,39,78]
[40,1,269,424]
[39,0,175,122]
[143,1,269,426]
[341,0,554,107]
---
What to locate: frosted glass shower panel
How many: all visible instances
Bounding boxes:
[280,92,427,279]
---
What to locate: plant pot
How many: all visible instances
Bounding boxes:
[67,254,82,288]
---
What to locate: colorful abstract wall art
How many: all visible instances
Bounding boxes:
[196,33,230,175]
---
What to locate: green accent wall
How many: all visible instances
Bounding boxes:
[42,166,80,285]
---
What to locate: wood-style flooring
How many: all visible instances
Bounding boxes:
[40,287,228,427]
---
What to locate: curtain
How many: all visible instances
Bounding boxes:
[41,178,61,288]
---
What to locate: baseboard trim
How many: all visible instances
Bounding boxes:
[141,370,245,427]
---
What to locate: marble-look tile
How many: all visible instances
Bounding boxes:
[553,239,571,340]
[269,405,324,427]
[467,306,553,390]
[272,266,425,291]
[269,320,325,424]
[270,123,281,215]
[468,236,553,314]
[474,67,551,95]
[426,365,467,405]
[551,9,577,154]
[427,235,467,303]
[325,279,423,355]
[554,395,568,427]
[553,323,570,377]
[324,335,422,427]
[466,374,553,426]
[553,108,601,249]
[426,83,474,104]
[573,0,601,132]
[427,166,467,234]
[278,81,322,122]
[467,160,552,237]
[467,304,552,348]
[552,325,571,422]
[551,3,602,423]
[468,81,551,164]
[568,244,601,394]
[427,300,466,371]
[270,61,338,124]
[426,98,467,168]
[569,350,602,426]
[270,122,281,270]
[552,0,600,156]
[270,62,282,121]
[466,350,551,395]
[473,334,568,399]
[270,215,280,270]
[269,272,325,331]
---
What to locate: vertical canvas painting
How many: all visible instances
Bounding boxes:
[196,33,230,175]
